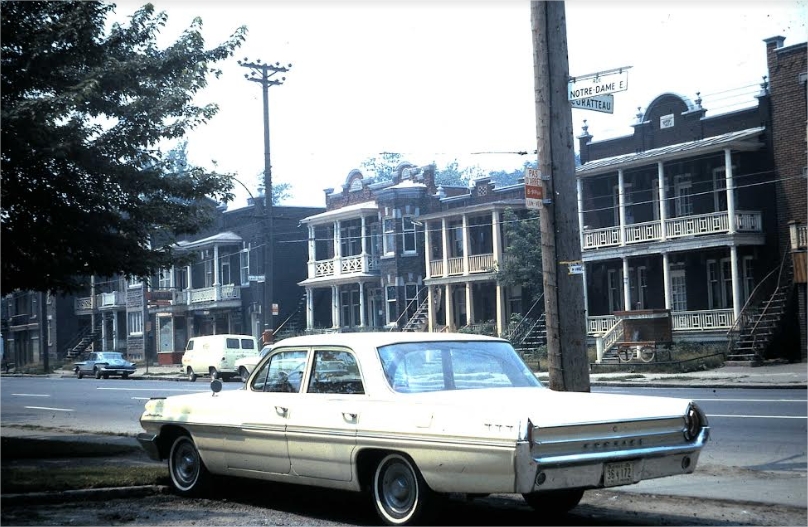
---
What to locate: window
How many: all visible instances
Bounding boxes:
[128,276,142,288]
[128,312,143,335]
[202,250,213,287]
[221,258,231,285]
[671,269,687,312]
[368,221,382,257]
[707,260,721,309]
[383,218,396,255]
[608,268,624,313]
[340,220,362,257]
[613,183,634,225]
[674,174,693,217]
[405,283,419,319]
[629,266,647,309]
[402,216,417,253]
[743,256,755,303]
[340,286,361,327]
[240,249,250,284]
[721,259,733,308]
[712,168,728,212]
[158,269,172,290]
[251,349,308,393]
[385,286,397,325]
[307,349,364,394]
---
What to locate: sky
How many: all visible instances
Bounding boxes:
[111,0,808,209]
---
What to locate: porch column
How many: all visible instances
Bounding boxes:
[331,285,340,329]
[186,263,193,305]
[724,149,736,233]
[306,288,314,330]
[582,263,589,324]
[307,226,316,279]
[462,214,470,275]
[213,245,221,301]
[495,283,505,336]
[427,285,436,332]
[101,313,107,351]
[424,220,432,279]
[465,283,474,325]
[441,218,449,278]
[657,162,667,241]
[445,284,454,332]
[730,246,742,321]
[112,313,118,351]
[576,178,585,250]
[334,221,341,276]
[360,216,367,254]
[663,252,671,310]
[622,257,631,311]
[359,282,366,327]
[492,210,503,261]
[618,169,626,247]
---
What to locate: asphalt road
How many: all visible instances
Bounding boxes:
[2,377,806,508]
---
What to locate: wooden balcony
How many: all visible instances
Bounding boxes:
[583,210,763,250]
[429,253,496,278]
[312,254,380,279]
[588,308,735,335]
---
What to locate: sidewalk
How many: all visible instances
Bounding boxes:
[47,360,808,388]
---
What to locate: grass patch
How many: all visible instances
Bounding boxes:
[1,464,168,493]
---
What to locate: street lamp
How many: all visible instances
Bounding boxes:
[238,58,292,343]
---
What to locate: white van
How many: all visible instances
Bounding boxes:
[182,334,259,382]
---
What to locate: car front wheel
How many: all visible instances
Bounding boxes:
[168,434,211,497]
[187,368,197,382]
[522,489,585,515]
[94,368,102,379]
[372,453,435,526]
[76,369,83,379]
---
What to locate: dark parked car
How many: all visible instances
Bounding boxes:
[74,352,136,379]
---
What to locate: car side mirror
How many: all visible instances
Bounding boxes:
[210,378,223,395]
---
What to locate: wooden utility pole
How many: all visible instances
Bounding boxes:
[531,1,590,392]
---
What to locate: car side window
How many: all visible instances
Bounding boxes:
[250,350,308,393]
[89,353,97,361]
[307,349,364,395]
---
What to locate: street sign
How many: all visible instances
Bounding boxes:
[272,303,279,316]
[248,275,265,282]
[568,69,629,101]
[524,168,543,210]
[570,94,614,114]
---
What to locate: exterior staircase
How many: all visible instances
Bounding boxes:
[274,295,308,340]
[65,318,103,360]
[509,314,547,356]
[727,253,792,364]
[402,297,430,332]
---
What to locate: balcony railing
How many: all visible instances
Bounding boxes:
[583,210,762,250]
[587,308,735,335]
[186,284,240,304]
[98,291,125,309]
[429,253,496,278]
[312,254,380,279]
[791,223,807,250]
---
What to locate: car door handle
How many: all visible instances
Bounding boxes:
[275,406,288,416]
[342,412,357,422]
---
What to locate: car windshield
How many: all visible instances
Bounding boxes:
[97,353,124,361]
[377,341,542,393]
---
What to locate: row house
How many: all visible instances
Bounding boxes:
[577,39,806,362]
[298,164,537,338]
[766,36,807,361]
[299,165,438,331]
[68,198,322,364]
[1,291,77,370]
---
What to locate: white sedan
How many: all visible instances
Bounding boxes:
[137,332,709,525]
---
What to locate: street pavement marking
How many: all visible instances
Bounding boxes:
[11,393,50,397]
[24,406,74,412]
[97,387,210,392]
[699,398,806,403]
[131,397,152,400]
[708,414,806,419]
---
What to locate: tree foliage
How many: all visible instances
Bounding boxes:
[1,2,246,295]
[497,208,543,307]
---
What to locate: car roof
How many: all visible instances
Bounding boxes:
[273,332,507,349]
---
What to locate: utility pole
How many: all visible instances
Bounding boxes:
[531,1,590,392]
[238,59,291,343]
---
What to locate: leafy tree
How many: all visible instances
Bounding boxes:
[1,2,246,295]
[497,208,544,307]
[488,160,538,187]
[360,152,403,182]
[256,174,292,205]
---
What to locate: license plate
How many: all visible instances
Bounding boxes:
[604,461,634,487]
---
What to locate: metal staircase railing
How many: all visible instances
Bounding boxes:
[727,251,790,361]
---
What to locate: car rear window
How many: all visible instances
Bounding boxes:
[241,338,255,350]
[226,338,239,349]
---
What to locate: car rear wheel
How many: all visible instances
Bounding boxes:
[372,453,435,526]
[168,434,211,497]
[76,370,83,379]
[209,368,219,380]
[523,489,585,515]
[94,368,102,379]
[186,368,197,382]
